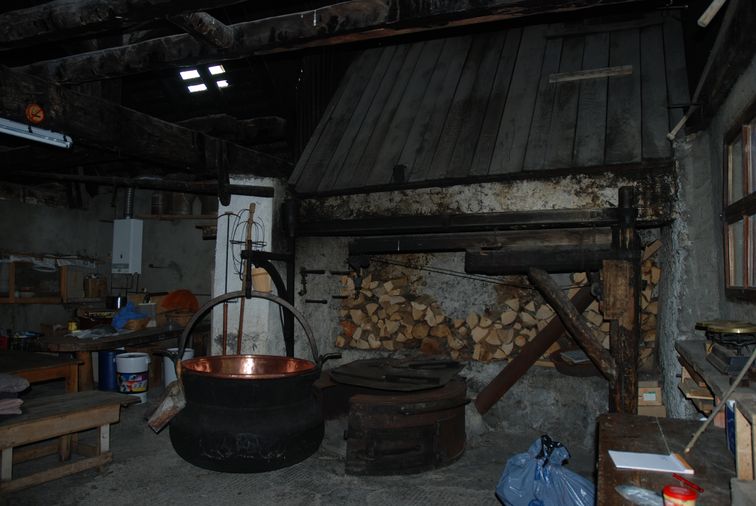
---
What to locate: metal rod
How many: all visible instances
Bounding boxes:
[222,303,228,354]
[236,203,256,354]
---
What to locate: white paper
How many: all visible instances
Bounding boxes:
[608,450,694,474]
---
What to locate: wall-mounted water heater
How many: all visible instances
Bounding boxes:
[112,218,143,274]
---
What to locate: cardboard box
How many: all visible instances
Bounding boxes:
[638,380,663,406]
[638,404,667,417]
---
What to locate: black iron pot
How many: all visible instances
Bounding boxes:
[169,291,331,473]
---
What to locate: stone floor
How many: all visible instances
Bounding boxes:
[3,379,597,506]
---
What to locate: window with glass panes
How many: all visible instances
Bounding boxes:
[724,104,756,299]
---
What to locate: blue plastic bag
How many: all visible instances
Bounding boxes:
[112,302,148,331]
[496,435,595,506]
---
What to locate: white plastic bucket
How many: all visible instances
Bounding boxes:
[164,347,194,386]
[116,352,151,403]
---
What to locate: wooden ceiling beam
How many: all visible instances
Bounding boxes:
[0,65,291,178]
[0,0,249,49]
[177,114,286,145]
[168,12,235,49]
[18,0,653,84]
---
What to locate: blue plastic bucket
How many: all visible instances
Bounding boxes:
[98,350,124,391]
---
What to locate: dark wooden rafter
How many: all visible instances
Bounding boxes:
[177,114,287,145]
[688,0,756,130]
[527,267,618,381]
[349,228,614,255]
[302,208,624,236]
[0,65,291,178]
[0,0,249,48]
[17,0,653,84]
[168,12,235,49]
[0,171,274,197]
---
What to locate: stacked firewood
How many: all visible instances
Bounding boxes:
[335,241,661,364]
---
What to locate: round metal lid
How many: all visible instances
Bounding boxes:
[695,319,752,331]
[706,322,756,334]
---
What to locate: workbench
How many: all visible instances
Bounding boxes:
[35,325,185,390]
[597,413,735,504]
[0,352,80,393]
[676,339,756,481]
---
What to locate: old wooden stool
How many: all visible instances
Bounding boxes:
[0,391,137,492]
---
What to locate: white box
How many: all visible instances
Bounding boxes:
[112,219,143,274]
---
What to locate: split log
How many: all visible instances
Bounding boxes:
[535,305,554,320]
[466,313,479,328]
[411,323,430,339]
[500,310,517,325]
[471,327,489,343]
[505,298,520,311]
[520,312,537,328]
[526,268,617,381]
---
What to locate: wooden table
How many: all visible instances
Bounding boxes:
[36,325,185,390]
[597,413,735,504]
[0,352,80,393]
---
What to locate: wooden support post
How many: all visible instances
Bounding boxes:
[603,186,641,414]
[75,351,93,391]
[1,448,11,482]
[527,268,617,381]
[58,434,72,461]
[98,424,110,454]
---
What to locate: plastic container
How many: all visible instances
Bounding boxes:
[98,350,125,391]
[116,352,151,403]
[164,347,194,386]
[662,485,697,505]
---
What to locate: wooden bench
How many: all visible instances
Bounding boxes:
[0,391,137,493]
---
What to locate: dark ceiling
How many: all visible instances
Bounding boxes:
[0,0,711,200]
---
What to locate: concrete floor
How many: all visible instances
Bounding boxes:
[4,383,597,506]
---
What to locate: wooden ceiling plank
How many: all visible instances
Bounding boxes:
[0,65,291,178]
[0,0,249,48]
[17,0,651,84]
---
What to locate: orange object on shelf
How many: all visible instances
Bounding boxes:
[159,289,199,313]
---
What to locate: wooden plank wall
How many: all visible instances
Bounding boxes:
[291,12,687,195]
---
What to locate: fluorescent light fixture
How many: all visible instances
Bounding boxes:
[216,79,229,88]
[180,69,200,80]
[187,83,207,93]
[208,65,225,75]
[0,117,72,149]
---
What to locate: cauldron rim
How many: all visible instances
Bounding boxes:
[181,354,318,380]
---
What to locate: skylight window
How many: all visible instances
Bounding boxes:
[180,69,200,80]
[187,83,207,93]
[216,80,229,89]
[208,65,226,75]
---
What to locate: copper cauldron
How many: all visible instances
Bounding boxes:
[169,291,332,473]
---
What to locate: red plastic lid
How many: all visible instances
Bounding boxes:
[663,485,698,500]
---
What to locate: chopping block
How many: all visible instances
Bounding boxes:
[0,391,137,493]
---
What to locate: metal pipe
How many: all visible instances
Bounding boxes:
[125,186,135,218]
